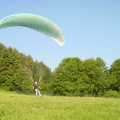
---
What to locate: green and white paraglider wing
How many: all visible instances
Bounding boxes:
[0,13,65,46]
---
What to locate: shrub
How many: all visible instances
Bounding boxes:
[104,90,120,98]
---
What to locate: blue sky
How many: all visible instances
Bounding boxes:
[0,0,120,71]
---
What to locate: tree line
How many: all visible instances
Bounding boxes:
[0,43,120,97]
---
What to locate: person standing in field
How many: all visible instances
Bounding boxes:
[33,82,42,97]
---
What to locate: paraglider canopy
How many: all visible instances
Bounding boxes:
[0,13,65,46]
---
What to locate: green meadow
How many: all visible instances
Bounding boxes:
[0,91,120,120]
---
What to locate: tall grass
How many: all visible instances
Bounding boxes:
[0,91,120,120]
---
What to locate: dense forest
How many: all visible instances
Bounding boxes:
[0,43,120,97]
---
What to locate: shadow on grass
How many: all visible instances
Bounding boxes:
[16,90,35,96]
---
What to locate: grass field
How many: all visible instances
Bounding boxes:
[0,91,120,120]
